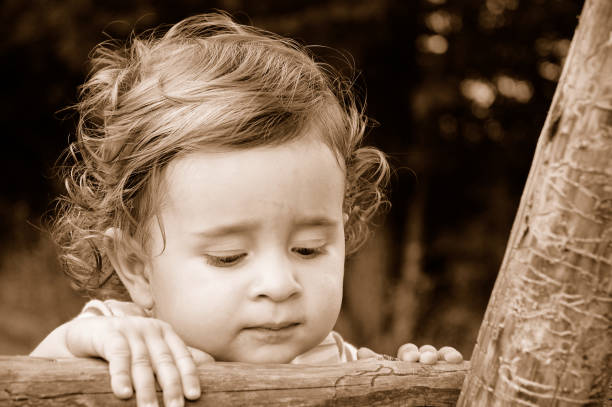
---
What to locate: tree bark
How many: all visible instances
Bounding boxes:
[0,356,468,406]
[458,0,612,405]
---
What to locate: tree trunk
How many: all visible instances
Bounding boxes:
[458,0,612,405]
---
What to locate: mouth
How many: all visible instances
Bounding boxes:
[247,322,301,331]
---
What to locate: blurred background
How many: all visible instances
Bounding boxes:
[0,0,583,358]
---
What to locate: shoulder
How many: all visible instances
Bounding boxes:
[77,299,146,318]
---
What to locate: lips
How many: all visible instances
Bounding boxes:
[248,322,300,330]
[243,322,302,344]
[242,322,300,344]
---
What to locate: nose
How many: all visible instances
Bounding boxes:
[249,253,302,302]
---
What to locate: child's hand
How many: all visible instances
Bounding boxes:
[356,343,463,364]
[396,343,463,364]
[65,315,213,407]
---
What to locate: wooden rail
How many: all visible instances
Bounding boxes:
[0,356,468,406]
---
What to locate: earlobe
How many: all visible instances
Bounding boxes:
[104,228,155,311]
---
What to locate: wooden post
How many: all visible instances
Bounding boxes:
[458,0,612,405]
[0,356,468,406]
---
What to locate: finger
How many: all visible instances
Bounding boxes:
[103,333,134,399]
[419,344,437,354]
[397,343,418,359]
[399,349,421,362]
[128,335,159,407]
[419,351,438,364]
[187,346,215,365]
[145,333,184,407]
[443,349,463,364]
[437,346,455,360]
[163,330,202,400]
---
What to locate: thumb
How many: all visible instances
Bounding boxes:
[188,346,215,365]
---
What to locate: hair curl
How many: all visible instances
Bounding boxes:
[53,12,389,299]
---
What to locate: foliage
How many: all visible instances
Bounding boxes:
[0,0,584,355]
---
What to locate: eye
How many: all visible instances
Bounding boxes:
[292,247,324,258]
[204,253,247,267]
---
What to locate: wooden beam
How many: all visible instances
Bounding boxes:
[0,356,467,406]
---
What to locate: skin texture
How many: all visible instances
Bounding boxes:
[137,136,347,364]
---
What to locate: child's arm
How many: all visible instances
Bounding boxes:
[31,314,212,407]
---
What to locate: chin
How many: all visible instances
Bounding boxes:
[231,347,299,364]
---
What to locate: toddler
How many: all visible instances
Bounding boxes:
[31,13,462,407]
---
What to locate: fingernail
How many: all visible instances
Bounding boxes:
[444,350,463,363]
[400,349,420,362]
[419,344,437,354]
[437,346,455,360]
[186,387,201,399]
[419,351,438,364]
[168,398,184,407]
[397,343,418,357]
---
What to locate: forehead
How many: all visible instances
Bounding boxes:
[158,137,346,227]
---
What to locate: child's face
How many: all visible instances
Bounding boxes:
[143,135,346,363]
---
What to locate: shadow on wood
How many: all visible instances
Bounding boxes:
[1,356,468,406]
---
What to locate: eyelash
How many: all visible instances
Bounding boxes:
[204,253,247,267]
[204,246,325,267]
[292,247,325,258]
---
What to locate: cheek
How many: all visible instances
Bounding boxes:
[149,263,245,351]
[148,258,237,321]
[307,260,344,316]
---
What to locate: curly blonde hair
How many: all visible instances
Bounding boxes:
[53,12,389,299]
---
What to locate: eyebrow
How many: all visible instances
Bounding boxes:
[193,221,259,238]
[293,216,339,228]
[193,216,339,238]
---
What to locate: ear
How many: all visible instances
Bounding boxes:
[343,213,349,224]
[104,228,154,311]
